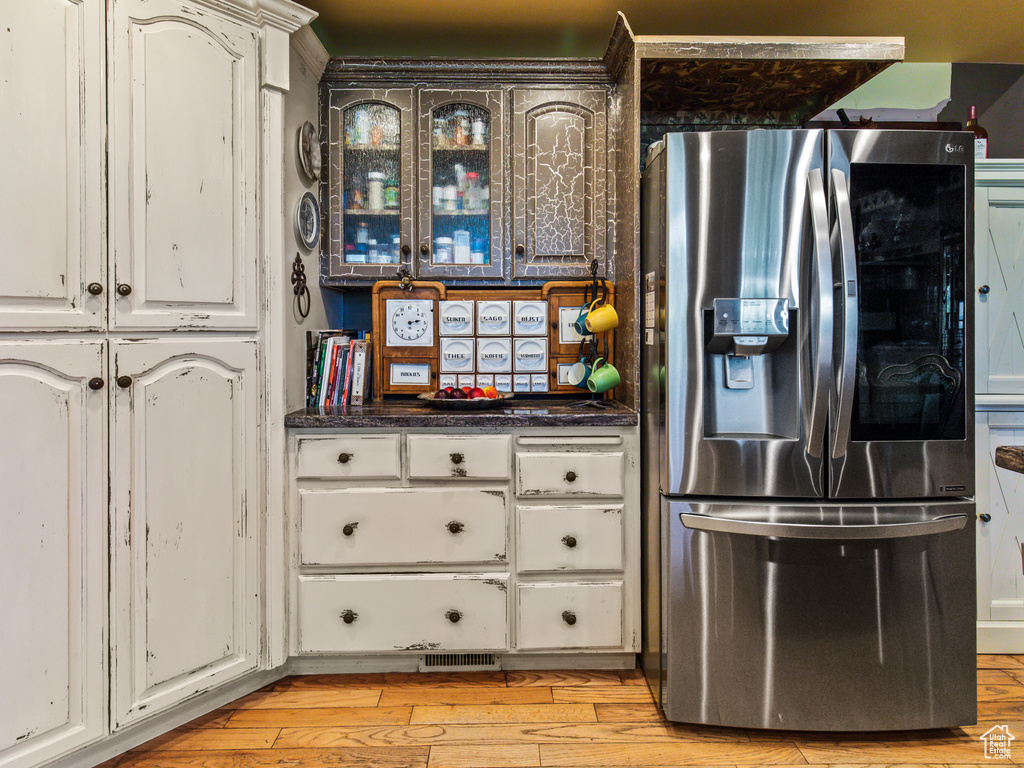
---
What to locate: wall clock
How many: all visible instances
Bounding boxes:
[385,299,434,347]
[295,191,320,250]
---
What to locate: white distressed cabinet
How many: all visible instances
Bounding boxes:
[289,427,639,669]
[0,341,107,767]
[975,160,1024,651]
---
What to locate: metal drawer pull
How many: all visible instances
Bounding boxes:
[116,375,132,388]
[980,513,992,523]
[562,610,577,626]
[564,471,577,483]
[450,452,464,465]
[446,609,462,624]
[87,282,103,295]
[338,452,353,464]
[979,285,991,295]
[562,535,578,549]
[88,377,105,391]
[447,521,465,534]
[116,283,132,296]
[340,609,358,624]
[342,523,358,537]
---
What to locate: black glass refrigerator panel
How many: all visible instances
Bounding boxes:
[849,162,967,442]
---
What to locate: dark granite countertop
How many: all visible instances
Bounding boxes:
[285,398,638,429]
[996,446,1024,474]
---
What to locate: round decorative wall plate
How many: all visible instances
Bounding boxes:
[297,120,321,182]
[295,191,321,250]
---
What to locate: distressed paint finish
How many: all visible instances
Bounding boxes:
[321,88,415,283]
[516,504,624,572]
[111,339,260,728]
[299,487,508,566]
[0,341,106,767]
[517,582,624,649]
[417,87,506,281]
[0,0,105,331]
[512,89,608,280]
[516,451,625,497]
[406,434,511,480]
[298,575,510,653]
[109,0,259,330]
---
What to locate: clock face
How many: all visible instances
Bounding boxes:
[386,299,434,347]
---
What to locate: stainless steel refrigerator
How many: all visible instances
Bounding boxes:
[640,129,976,731]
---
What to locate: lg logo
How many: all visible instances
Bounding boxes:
[945,143,964,153]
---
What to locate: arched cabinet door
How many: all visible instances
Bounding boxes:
[511,89,608,279]
[0,0,105,330]
[110,339,259,728]
[109,0,259,330]
[0,341,106,767]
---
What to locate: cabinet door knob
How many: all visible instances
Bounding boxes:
[515,244,525,256]
[116,283,132,296]
[116,375,132,388]
[401,244,412,256]
[979,285,991,295]
[338,452,353,464]
[450,452,464,465]
[447,521,465,534]
[980,513,992,523]
[87,282,103,296]
[340,609,358,624]
[564,470,577,483]
[88,377,105,391]
[561,610,577,626]
[420,243,430,256]
[562,535,577,549]
[342,523,358,537]
[446,609,462,624]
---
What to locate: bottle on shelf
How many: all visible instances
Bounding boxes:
[966,105,989,159]
[354,221,369,263]
[367,172,385,211]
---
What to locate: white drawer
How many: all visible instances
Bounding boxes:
[517,582,623,650]
[295,435,401,480]
[300,487,508,566]
[298,574,509,653]
[516,451,624,496]
[408,434,511,480]
[517,505,623,572]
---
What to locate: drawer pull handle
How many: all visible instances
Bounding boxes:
[340,609,358,625]
[338,452,353,464]
[446,609,462,624]
[450,452,464,465]
[88,377,105,391]
[342,523,358,537]
[562,610,577,626]
[116,375,132,388]
[116,283,132,296]
[87,282,104,295]
[980,513,992,523]
[447,521,465,534]
[562,535,578,549]
[565,471,577,483]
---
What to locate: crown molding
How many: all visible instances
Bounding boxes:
[292,25,328,78]
[188,0,316,34]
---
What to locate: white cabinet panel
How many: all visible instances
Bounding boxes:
[517,582,623,649]
[299,575,509,653]
[295,434,401,479]
[0,341,106,767]
[516,451,624,497]
[109,0,259,330]
[407,434,511,480]
[301,487,508,565]
[517,505,623,572]
[975,184,1024,395]
[111,339,259,727]
[0,0,104,330]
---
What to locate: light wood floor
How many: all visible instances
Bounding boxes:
[100,656,1024,767]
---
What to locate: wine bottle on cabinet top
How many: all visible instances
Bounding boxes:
[966,105,989,159]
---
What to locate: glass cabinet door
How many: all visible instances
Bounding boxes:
[324,89,414,283]
[417,89,504,280]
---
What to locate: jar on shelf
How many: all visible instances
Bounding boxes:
[433,117,448,149]
[453,230,471,264]
[472,117,486,146]
[352,222,369,263]
[354,108,370,146]
[451,110,471,146]
[367,171,385,211]
[346,174,365,211]
[466,172,481,210]
[384,179,399,209]
[434,236,454,264]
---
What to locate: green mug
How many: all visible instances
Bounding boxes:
[587,358,620,393]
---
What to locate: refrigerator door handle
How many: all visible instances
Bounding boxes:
[679,512,968,540]
[831,168,859,460]
[805,169,832,460]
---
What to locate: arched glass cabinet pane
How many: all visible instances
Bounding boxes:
[324,88,413,284]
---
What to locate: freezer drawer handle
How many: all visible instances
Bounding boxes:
[679,512,968,540]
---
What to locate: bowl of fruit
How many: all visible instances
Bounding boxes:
[417,385,514,410]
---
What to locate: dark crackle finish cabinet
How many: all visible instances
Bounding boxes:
[320,61,612,286]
